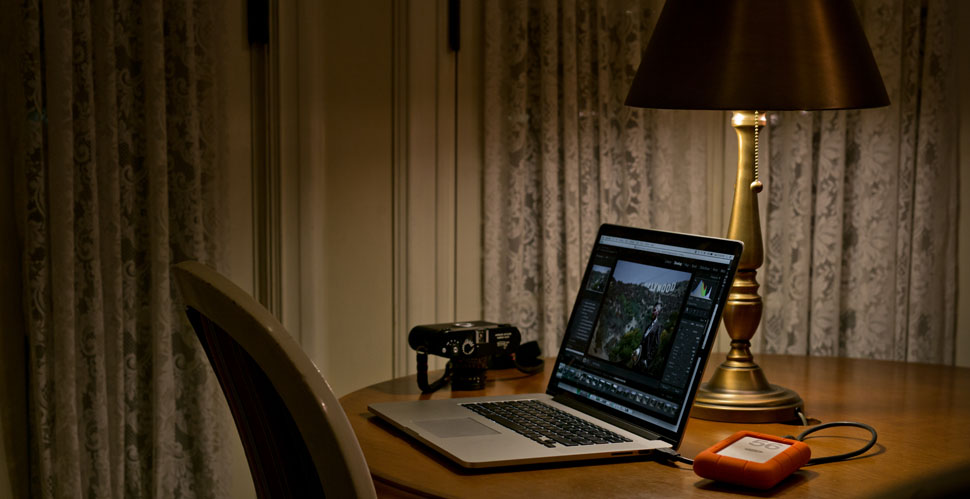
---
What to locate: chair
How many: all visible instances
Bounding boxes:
[173,261,377,498]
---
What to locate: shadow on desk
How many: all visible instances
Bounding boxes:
[694,470,818,497]
[870,459,970,498]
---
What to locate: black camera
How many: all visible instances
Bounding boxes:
[409,321,521,391]
[409,321,520,360]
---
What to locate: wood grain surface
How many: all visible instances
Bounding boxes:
[340,355,970,498]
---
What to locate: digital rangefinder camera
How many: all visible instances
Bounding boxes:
[408,321,520,359]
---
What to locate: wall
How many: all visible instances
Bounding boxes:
[292,0,395,396]
[304,0,483,389]
[282,0,475,395]
[222,1,400,496]
[390,0,484,377]
[222,0,256,497]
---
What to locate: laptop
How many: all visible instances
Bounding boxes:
[369,224,742,468]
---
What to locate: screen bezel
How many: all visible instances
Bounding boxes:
[544,223,743,448]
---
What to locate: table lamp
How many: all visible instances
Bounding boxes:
[625,0,889,422]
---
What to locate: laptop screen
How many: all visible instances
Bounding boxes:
[547,224,742,446]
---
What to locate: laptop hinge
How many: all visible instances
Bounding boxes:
[551,394,667,443]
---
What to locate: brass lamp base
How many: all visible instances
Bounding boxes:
[693,354,803,423]
[692,111,804,423]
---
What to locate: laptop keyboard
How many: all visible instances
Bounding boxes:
[462,400,633,448]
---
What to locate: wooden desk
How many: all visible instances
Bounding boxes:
[340,355,970,497]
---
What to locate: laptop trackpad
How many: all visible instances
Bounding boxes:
[415,418,500,438]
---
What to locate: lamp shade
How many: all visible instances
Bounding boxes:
[625,0,890,110]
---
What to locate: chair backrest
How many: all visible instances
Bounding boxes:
[173,261,376,499]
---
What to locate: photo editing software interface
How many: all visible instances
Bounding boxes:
[553,234,735,433]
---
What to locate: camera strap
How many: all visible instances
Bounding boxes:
[416,351,453,394]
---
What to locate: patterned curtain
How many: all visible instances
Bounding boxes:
[14,0,230,497]
[483,0,715,355]
[483,0,958,364]
[762,0,958,363]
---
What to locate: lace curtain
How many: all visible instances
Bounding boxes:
[762,0,958,362]
[12,0,230,497]
[483,0,958,363]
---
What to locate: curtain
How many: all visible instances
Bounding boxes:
[13,0,230,497]
[483,0,958,364]
[483,0,718,356]
[762,0,958,363]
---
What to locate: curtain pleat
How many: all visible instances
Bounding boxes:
[808,112,847,356]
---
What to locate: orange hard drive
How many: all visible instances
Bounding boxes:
[693,431,811,489]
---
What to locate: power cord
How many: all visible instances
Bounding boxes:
[657,447,695,465]
[659,421,878,467]
[784,421,878,465]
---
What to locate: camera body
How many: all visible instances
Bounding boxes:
[408,321,521,390]
[409,321,520,359]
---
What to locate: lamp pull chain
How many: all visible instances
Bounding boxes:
[750,112,764,193]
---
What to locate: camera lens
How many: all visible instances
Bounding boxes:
[451,357,489,390]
